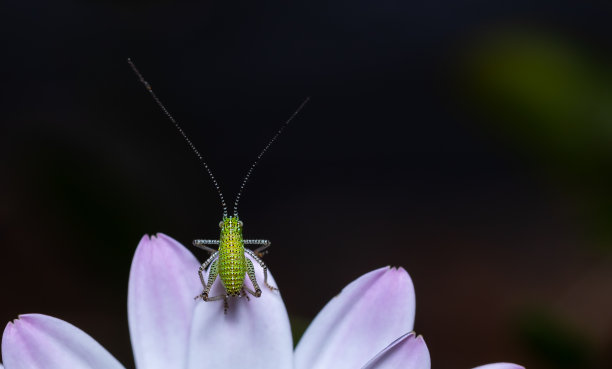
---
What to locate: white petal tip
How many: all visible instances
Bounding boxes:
[472,363,525,369]
[2,313,124,369]
[361,332,431,369]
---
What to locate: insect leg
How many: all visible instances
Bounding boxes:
[244,257,262,297]
[243,239,271,257]
[201,292,230,314]
[197,257,231,313]
[245,249,278,291]
[241,288,250,301]
[193,239,220,254]
[195,252,219,299]
[244,249,278,291]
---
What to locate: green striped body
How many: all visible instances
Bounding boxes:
[218,216,246,296]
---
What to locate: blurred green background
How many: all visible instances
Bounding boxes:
[1,1,611,368]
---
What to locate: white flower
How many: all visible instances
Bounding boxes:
[1,233,524,369]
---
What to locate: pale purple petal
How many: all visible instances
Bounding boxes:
[128,233,201,369]
[361,333,430,369]
[1,314,124,369]
[295,267,416,369]
[186,254,292,369]
[0,362,3,368]
[472,364,525,369]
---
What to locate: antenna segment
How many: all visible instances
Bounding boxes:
[233,97,310,217]
[127,58,229,217]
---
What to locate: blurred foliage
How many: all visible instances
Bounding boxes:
[461,31,612,368]
[459,29,612,250]
[515,308,596,369]
[289,314,311,347]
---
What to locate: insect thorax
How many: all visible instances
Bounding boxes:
[218,216,246,295]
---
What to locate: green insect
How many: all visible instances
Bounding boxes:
[128,59,309,313]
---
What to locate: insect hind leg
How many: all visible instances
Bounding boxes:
[245,249,278,291]
[195,256,232,314]
[196,251,219,291]
[245,258,263,297]
[195,257,219,300]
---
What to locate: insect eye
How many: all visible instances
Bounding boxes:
[219,221,224,228]
[238,221,243,227]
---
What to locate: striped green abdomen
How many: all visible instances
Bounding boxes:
[218,217,246,296]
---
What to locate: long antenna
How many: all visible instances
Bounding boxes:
[233,97,310,217]
[127,58,229,217]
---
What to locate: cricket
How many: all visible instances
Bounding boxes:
[128,59,309,313]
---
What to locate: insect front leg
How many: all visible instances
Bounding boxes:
[245,249,278,291]
[243,239,271,257]
[193,239,220,254]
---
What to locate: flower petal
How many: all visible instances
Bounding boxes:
[1,314,124,369]
[472,364,525,369]
[186,254,292,369]
[361,332,430,369]
[128,233,201,369]
[295,266,416,369]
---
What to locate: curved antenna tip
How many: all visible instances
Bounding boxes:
[232,97,310,216]
[128,59,228,216]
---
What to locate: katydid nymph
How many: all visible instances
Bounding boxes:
[128,59,309,313]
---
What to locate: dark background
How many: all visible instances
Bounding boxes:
[1,1,611,368]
